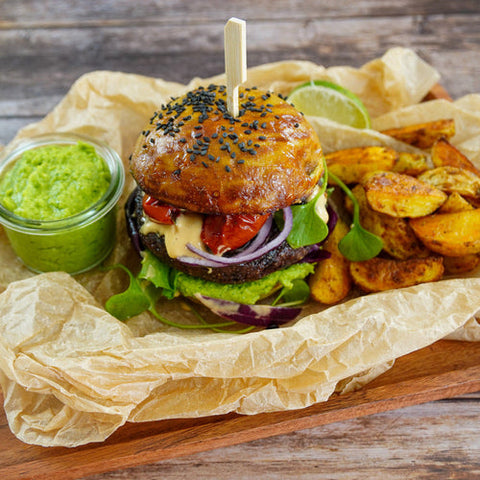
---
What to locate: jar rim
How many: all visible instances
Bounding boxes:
[0,132,125,233]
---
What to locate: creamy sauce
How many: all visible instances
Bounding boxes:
[140,212,206,258]
[315,193,329,224]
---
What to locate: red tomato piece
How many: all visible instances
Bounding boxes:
[142,195,180,225]
[201,213,269,255]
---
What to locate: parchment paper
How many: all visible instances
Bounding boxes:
[1,47,480,447]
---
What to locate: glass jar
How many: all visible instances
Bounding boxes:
[0,133,125,274]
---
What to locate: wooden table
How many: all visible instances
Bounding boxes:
[1,1,480,478]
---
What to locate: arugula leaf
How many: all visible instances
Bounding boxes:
[328,171,383,261]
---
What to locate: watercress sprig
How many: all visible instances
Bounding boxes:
[284,158,330,249]
[328,171,383,261]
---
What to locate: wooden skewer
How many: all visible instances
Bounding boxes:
[224,17,247,118]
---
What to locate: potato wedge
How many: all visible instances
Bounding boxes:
[422,84,453,102]
[326,146,397,185]
[350,256,444,293]
[443,254,480,275]
[380,119,455,149]
[347,185,429,260]
[309,217,351,304]
[362,171,447,217]
[409,209,480,256]
[438,192,474,214]
[418,166,480,198]
[392,152,429,176]
[431,137,480,176]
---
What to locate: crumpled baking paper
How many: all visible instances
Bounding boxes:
[0,47,480,447]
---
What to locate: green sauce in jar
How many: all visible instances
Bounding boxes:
[0,142,111,220]
[0,134,124,274]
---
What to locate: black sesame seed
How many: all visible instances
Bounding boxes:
[261,123,267,129]
[244,129,252,135]
[247,139,253,146]
[231,152,236,159]
[237,159,245,164]
[179,138,187,143]
[258,135,267,140]
[194,125,202,130]
[190,154,196,161]
[294,123,299,127]
[211,133,218,139]
[208,154,215,161]
[241,122,249,127]
[173,169,181,175]
[225,165,231,172]
[202,161,208,168]
[194,132,202,138]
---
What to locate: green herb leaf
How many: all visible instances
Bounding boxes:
[286,162,330,249]
[288,197,329,248]
[139,251,179,299]
[104,265,152,321]
[273,279,310,306]
[337,223,383,262]
[328,171,383,261]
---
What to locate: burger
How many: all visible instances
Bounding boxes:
[125,84,333,322]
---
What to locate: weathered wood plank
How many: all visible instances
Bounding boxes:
[1,13,479,146]
[1,0,479,25]
[81,398,480,480]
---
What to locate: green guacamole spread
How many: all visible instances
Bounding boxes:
[0,142,111,220]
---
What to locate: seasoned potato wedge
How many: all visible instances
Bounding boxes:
[326,146,397,185]
[422,84,453,102]
[443,254,480,275]
[418,166,480,198]
[392,152,429,176]
[409,209,480,256]
[438,192,474,214]
[350,256,444,293]
[431,137,480,176]
[347,185,429,260]
[380,119,455,149]
[362,171,447,217]
[309,217,351,304]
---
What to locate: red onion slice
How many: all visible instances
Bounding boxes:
[194,294,301,327]
[236,214,273,255]
[179,207,293,267]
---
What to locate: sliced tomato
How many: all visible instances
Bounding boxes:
[201,213,269,255]
[142,195,180,225]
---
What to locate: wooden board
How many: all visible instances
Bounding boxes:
[0,339,479,480]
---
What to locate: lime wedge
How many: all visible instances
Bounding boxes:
[288,80,371,129]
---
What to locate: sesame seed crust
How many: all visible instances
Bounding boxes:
[130,85,324,215]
